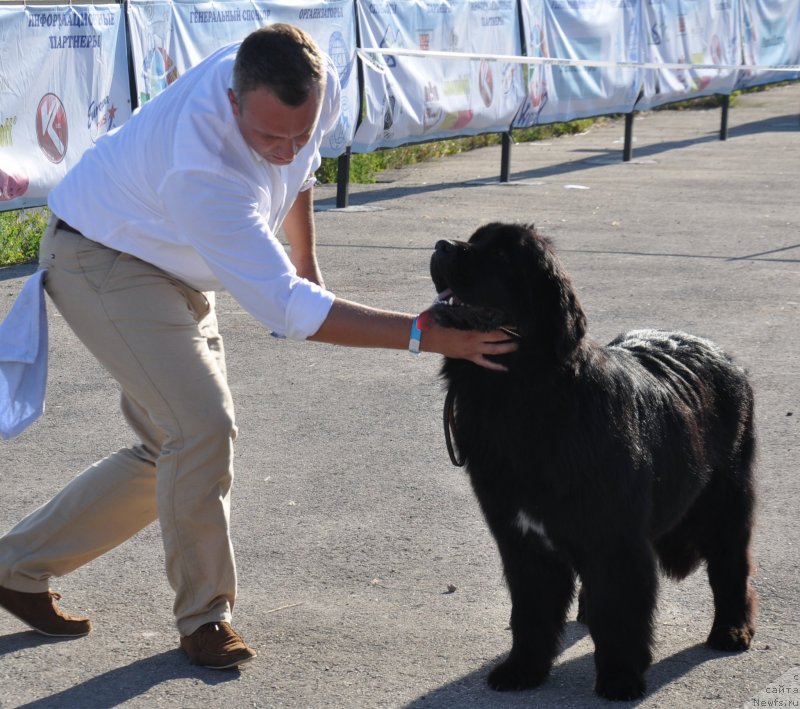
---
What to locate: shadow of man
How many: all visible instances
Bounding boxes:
[0,633,240,709]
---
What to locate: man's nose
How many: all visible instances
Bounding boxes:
[273,139,296,161]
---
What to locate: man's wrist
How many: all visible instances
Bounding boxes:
[408,317,422,356]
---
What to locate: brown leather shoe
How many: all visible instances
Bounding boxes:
[0,586,91,637]
[180,621,256,669]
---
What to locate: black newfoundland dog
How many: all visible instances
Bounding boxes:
[427,222,757,701]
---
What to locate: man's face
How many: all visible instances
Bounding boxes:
[228,84,322,166]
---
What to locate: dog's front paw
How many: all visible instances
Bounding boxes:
[707,624,754,652]
[487,656,548,692]
[595,672,646,701]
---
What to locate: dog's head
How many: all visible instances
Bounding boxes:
[428,222,587,367]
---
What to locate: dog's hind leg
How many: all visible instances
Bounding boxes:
[692,373,759,651]
[703,533,757,651]
[698,427,757,651]
[483,516,575,692]
[581,540,657,701]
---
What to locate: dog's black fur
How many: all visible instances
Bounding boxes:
[429,223,757,701]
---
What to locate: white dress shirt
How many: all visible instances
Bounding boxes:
[48,41,339,340]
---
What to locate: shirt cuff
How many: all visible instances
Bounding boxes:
[282,279,335,340]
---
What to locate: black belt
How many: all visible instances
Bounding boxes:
[55,219,82,236]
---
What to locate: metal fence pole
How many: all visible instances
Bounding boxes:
[336,147,351,209]
[500,132,512,182]
[623,112,634,161]
[720,94,730,141]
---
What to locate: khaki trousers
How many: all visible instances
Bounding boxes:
[0,218,237,636]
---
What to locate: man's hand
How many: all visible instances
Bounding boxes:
[308,299,518,370]
[422,321,516,372]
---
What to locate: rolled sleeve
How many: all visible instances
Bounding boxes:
[283,278,335,340]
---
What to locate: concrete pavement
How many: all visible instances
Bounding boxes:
[0,82,798,708]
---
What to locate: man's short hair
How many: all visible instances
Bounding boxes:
[232,23,325,108]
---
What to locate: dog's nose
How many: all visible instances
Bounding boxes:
[435,239,458,254]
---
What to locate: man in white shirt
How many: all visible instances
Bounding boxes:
[0,24,515,669]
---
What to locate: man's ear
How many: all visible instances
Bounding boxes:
[227,88,240,117]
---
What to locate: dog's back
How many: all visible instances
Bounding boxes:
[606,328,755,545]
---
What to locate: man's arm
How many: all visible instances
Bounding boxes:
[308,299,517,372]
[283,186,516,370]
[283,187,324,287]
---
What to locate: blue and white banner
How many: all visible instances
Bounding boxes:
[126,0,358,157]
[1,0,798,213]
[516,0,641,127]
[737,0,800,87]
[352,0,526,152]
[638,0,740,110]
[0,4,131,211]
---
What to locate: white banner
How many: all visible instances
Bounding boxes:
[352,0,526,152]
[1,0,798,213]
[516,0,641,127]
[737,0,800,87]
[126,0,358,157]
[0,4,131,211]
[638,0,740,110]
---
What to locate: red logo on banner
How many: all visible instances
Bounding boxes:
[36,93,69,164]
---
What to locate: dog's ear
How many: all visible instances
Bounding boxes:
[520,227,587,365]
[552,269,587,364]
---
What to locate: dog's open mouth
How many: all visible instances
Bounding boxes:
[434,288,462,307]
[428,288,519,338]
